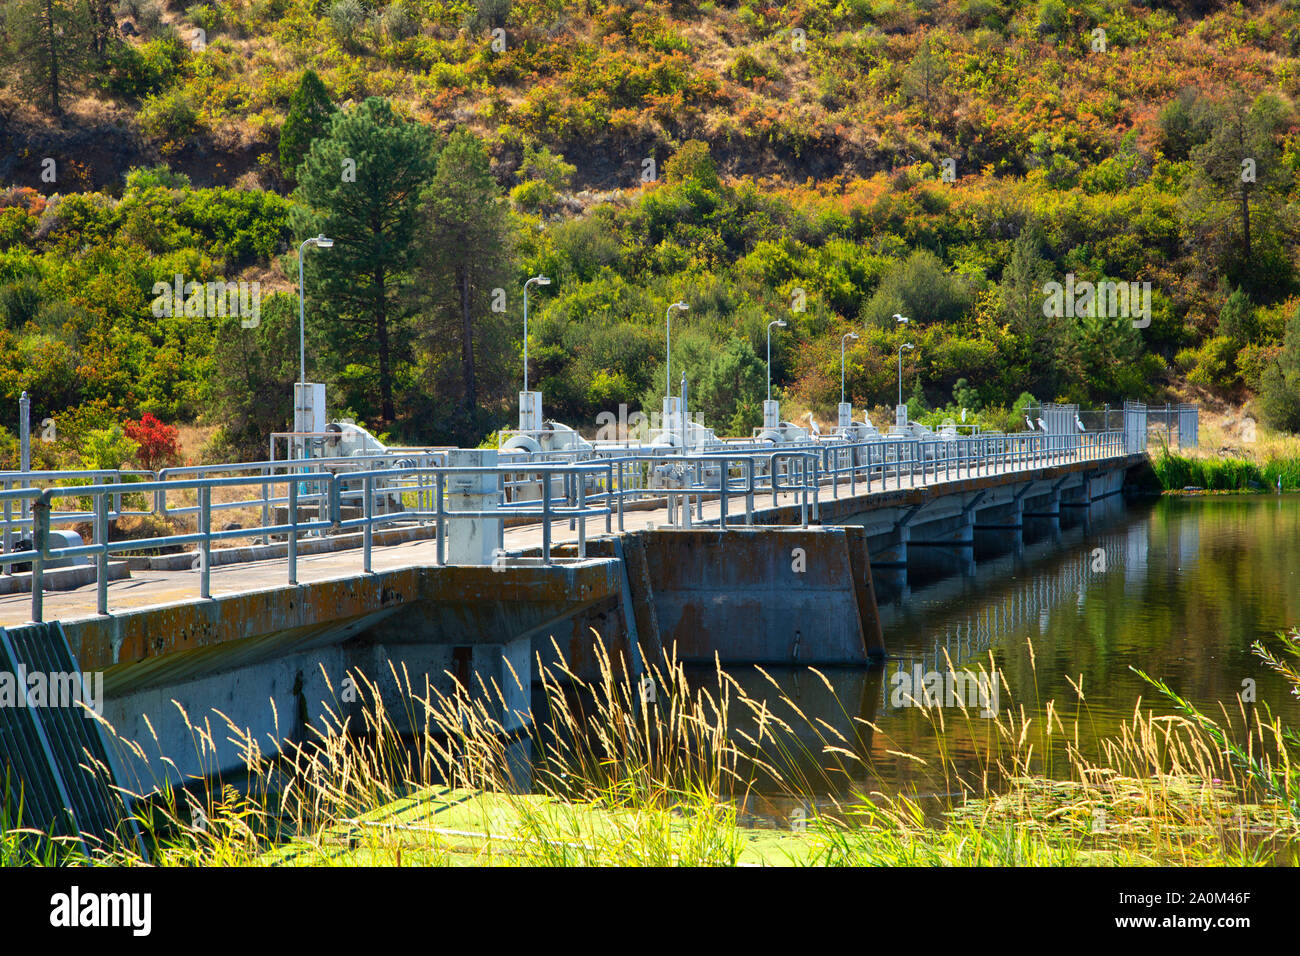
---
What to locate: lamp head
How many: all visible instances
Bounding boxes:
[846,332,859,341]
[894,314,909,324]
[775,319,787,328]
[672,301,689,311]
[903,343,914,350]
[535,274,551,285]
[314,235,334,248]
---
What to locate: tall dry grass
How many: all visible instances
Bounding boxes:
[6,630,1299,866]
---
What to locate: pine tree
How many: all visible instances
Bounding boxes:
[0,0,94,116]
[279,70,336,183]
[1259,306,1300,432]
[1186,91,1293,293]
[903,38,948,129]
[1216,286,1257,345]
[292,97,438,425]
[419,130,512,431]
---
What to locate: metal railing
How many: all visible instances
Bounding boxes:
[0,427,1128,623]
[1,469,156,558]
[0,460,616,623]
[595,429,1124,530]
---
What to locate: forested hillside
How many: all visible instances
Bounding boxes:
[1,0,1299,463]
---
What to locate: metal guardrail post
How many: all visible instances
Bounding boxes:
[745,460,754,525]
[31,496,48,623]
[435,473,445,566]
[798,458,807,527]
[719,457,728,529]
[578,474,586,558]
[199,485,211,599]
[605,463,613,534]
[2,488,10,572]
[363,474,373,574]
[565,472,575,532]
[541,474,551,564]
[812,455,820,522]
[287,479,298,585]
[261,465,271,544]
[95,491,108,615]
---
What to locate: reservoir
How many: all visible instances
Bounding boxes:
[675,494,1300,818]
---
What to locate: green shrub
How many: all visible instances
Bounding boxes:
[380,2,416,40]
[465,0,510,32]
[102,35,187,99]
[510,178,559,213]
[329,0,366,39]
[1185,335,1239,391]
[79,424,140,471]
[1259,361,1300,432]
[138,88,201,142]
[728,51,772,86]
[1037,0,1068,38]
[518,146,575,191]
[1217,286,1257,344]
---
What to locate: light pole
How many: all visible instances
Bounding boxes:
[665,301,689,396]
[841,331,859,405]
[767,318,787,402]
[898,343,914,408]
[298,234,334,388]
[523,274,550,393]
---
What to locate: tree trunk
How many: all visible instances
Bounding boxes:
[460,266,476,411]
[375,268,395,423]
[1240,181,1252,264]
[43,0,61,116]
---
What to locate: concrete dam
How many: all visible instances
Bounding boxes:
[0,420,1149,804]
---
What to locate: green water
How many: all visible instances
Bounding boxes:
[715,494,1300,813]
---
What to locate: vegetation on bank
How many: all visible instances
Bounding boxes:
[1153,450,1300,491]
[4,629,1299,867]
[1,2,1300,461]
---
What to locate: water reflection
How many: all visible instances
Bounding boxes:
[688,494,1300,817]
